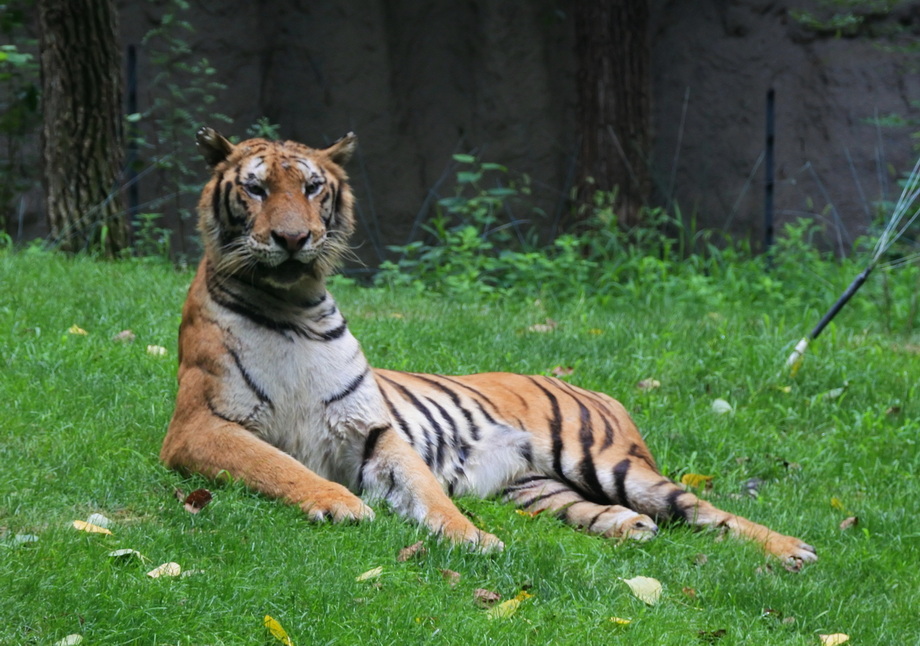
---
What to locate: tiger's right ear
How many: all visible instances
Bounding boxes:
[196,127,235,168]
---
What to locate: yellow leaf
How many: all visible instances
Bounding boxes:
[680,473,714,489]
[146,562,181,578]
[609,617,632,625]
[587,328,603,335]
[68,325,88,335]
[819,634,849,646]
[830,497,844,511]
[264,615,294,646]
[72,520,112,535]
[356,566,383,582]
[622,576,662,605]
[636,378,661,391]
[485,590,532,619]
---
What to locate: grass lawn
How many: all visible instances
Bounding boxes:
[1,249,918,645]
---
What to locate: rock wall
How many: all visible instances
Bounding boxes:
[14,0,920,260]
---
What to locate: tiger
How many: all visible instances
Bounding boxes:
[160,127,818,567]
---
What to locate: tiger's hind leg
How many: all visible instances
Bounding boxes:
[503,474,658,541]
[621,465,818,567]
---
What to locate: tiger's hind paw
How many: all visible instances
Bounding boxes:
[767,535,818,570]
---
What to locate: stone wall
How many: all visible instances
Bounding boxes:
[14,0,920,260]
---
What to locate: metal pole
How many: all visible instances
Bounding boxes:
[764,88,775,252]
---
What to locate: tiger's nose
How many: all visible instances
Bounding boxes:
[271,230,310,252]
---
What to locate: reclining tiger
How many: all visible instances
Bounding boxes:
[160,128,817,567]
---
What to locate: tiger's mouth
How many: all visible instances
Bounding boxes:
[254,258,315,284]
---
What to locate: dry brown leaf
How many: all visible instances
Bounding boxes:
[622,576,662,605]
[819,634,849,646]
[473,588,501,608]
[146,562,181,578]
[682,586,697,599]
[636,378,661,391]
[183,489,213,514]
[440,569,461,586]
[397,541,426,562]
[839,516,859,531]
[72,520,112,536]
[550,365,574,377]
[698,629,727,642]
[515,508,544,518]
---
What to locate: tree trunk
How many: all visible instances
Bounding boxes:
[38,0,127,255]
[574,0,651,229]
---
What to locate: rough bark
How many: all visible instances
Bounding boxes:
[38,0,127,255]
[574,0,651,228]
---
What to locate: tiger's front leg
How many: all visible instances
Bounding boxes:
[161,393,374,523]
[359,426,504,552]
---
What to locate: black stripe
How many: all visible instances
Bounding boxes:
[528,377,579,491]
[380,390,418,450]
[323,370,368,405]
[600,416,615,450]
[612,459,631,507]
[666,488,689,521]
[226,344,272,407]
[379,374,443,469]
[518,487,569,510]
[206,397,241,425]
[576,401,606,502]
[222,180,246,227]
[587,507,610,532]
[503,474,552,495]
[357,425,389,491]
[438,375,501,423]
[405,374,482,442]
[317,321,348,341]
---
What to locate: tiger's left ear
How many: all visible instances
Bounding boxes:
[196,127,235,168]
[322,132,357,166]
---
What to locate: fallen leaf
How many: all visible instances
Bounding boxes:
[485,590,532,619]
[112,329,136,343]
[397,541,426,562]
[67,324,88,335]
[636,378,661,391]
[181,569,205,578]
[86,513,112,529]
[609,616,632,625]
[440,569,461,586]
[515,508,544,518]
[54,635,83,646]
[698,628,726,642]
[264,615,294,646]
[711,398,733,415]
[622,576,662,605]
[830,497,845,511]
[682,586,698,599]
[742,478,763,497]
[72,520,112,536]
[527,318,557,333]
[839,516,859,531]
[587,328,603,335]
[146,344,167,356]
[681,473,714,490]
[819,634,849,646]
[108,548,145,561]
[146,562,181,578]
[183,488,213,514]
[356,566,383,582]
[473,588,501,608]
[551,365,574,377]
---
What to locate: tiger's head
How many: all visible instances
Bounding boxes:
[195,127,357,288]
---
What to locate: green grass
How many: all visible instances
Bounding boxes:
[1,249,918,645]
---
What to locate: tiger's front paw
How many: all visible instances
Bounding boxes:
[437,515,504,553]
[300,485,375,523]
